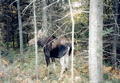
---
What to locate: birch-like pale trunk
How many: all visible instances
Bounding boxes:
[33,0,38,79]
[17,0,23,59]
[89,0,103,83]
[68,0,75,83]
[41,0,47,36]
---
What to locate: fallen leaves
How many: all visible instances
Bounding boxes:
[103,66,120,79]
[43,76,48,81]
[16,77,23,81]
[75,76,81,83]
[2,59,9,65]
[50,80,58,83]
[0,72,3,76]
[77,63,89,74]
[103,66,113,74]
[0,55,120,83]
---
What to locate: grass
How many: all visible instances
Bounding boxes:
[0,47,120,83]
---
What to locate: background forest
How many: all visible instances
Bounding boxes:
[0,0,120,83]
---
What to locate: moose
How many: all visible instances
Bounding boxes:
[28,30,72,80]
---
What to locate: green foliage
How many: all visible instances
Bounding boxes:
[0,47,88,82]
[4,49,18,63]
[103,61,112,67]
[1,47,120,82]
[1,0,119,82]
[103,73,111,80]
[104,79,120,83]
[103,27,114,36]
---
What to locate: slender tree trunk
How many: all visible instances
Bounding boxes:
[12,32,15,48]
[17,0,23,59]
[6,15,9,53]
[89,0,103,83]
[41,0,47,36]
[112,0,118,70]
[0,29,1,65]
[0,0,2,63]
[0,0,2,15]
[68,0,75,83]
[62,0,64,4]
[0,0,4,62]
[33,0,38,79]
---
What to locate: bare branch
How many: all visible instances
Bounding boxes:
[44,0,60,9]
[22,0,34,14]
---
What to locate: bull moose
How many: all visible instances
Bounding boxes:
[28,30,71,80]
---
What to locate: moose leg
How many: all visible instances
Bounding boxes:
[51,57,57,75]
[58,56,65,81]
[65,47,70,71]
[65,54,69,71]
[45,56,50,78]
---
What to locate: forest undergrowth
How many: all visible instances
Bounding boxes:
[0,47,120,83]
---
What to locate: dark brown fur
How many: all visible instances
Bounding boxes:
[28,31,71,80]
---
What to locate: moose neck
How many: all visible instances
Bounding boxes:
[37,35,49,47]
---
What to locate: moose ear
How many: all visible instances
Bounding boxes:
[37,30,43,37]
[38,30,43,34]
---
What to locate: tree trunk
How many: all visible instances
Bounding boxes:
[89,0,103,82]
[112,0,118,70]
[0,29,1,64]
[33,0,38,79]
[0,0,2,62]
[41,0,48,36]
[6,16,9,52]
[17,0,23,59]
[68,0,75,83]
[0,0,3,61]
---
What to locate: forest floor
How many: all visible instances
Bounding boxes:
[0,47,120,83]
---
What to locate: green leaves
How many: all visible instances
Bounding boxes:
[103,27,114,36]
